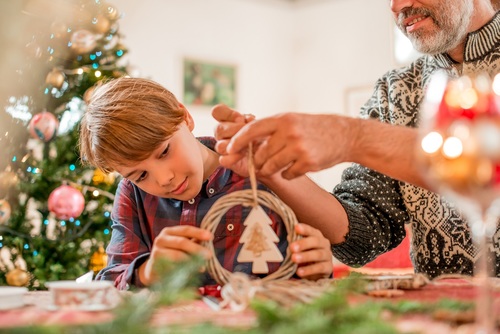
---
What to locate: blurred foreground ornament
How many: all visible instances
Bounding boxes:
[0,200,12,225]
[29,111,59,142]
[6,268,30,287]
[45,68,66,89]
[70,30,97,54]
[48,185,85,220]
[0,171,19,198]
[25,40,42,59]
[89,245,107,273]
[418,72,500,207]
[50,21,68,39]
[417,71,500,333]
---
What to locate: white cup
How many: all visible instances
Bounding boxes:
[45,280,120,311]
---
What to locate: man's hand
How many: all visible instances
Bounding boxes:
[213,104,356,180]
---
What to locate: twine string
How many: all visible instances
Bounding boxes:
[247,142,258,208]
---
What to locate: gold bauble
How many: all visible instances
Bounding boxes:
[45,68,66,89]
[91,14,111,34]
[105,5,119,21]
[6,268,30,287]
[89,246,107,273]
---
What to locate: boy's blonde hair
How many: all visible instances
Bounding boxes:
[79,77,185,173]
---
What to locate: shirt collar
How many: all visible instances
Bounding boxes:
[197,137,232,198]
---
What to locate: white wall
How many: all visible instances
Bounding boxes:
[291,0,395,190]
[117,0,395,191]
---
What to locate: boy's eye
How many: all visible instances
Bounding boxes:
[136,171,147,183]
[159,144,170,158]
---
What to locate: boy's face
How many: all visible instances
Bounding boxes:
[117,112,208,201]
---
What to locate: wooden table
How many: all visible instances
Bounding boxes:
[0,278,498,333]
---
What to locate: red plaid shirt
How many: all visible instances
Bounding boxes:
[96,137,287,289]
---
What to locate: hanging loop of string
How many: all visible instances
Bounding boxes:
[247,142,259,208]
[243,113,259,208]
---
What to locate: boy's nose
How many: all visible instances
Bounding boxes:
[155,171,174,187]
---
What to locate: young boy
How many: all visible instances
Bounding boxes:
[79,78,333,290]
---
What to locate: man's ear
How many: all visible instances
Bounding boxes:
[180,103,195,131]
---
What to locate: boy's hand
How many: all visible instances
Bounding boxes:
[290,223,333,280]
[139,225,213,286]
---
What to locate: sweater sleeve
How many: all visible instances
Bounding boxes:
[331,73,411,266]
[331,165,409,266]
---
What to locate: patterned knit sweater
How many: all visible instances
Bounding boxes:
[332,12,500,279]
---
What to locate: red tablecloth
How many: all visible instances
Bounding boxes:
[0,278,498,333]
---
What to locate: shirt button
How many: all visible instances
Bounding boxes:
[208,188,215,195]
[227,224,234,231]
[188,199,195,204]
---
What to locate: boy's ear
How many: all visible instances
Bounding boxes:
[180,103,195,131]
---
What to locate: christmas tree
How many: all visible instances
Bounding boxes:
[0,0,130,289]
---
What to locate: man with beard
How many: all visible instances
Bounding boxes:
[212,0,500,279]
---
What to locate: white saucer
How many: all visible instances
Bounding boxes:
[0,302,26,311]
[43,303,115,312]
[0,287,28,310]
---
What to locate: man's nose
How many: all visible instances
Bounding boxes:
[390,0,413,14]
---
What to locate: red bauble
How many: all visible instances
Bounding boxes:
[29,111,59,142]
[48,185,85,220]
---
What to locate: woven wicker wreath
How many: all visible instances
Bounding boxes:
[200,188,300,285]
[200,144,300,286]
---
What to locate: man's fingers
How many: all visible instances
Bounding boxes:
[214,139,229,155]
[258,148,297,177]
[211,104,244,123]
[219,152,246,169]
[281,160,311,180]
[252,137,285,171]
[227,118,279,154]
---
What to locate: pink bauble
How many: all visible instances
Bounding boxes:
[48,185,85,220]
[29,111,59,142]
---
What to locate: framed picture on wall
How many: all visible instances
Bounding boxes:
[344,85,373,117]
[183,58,237,108]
